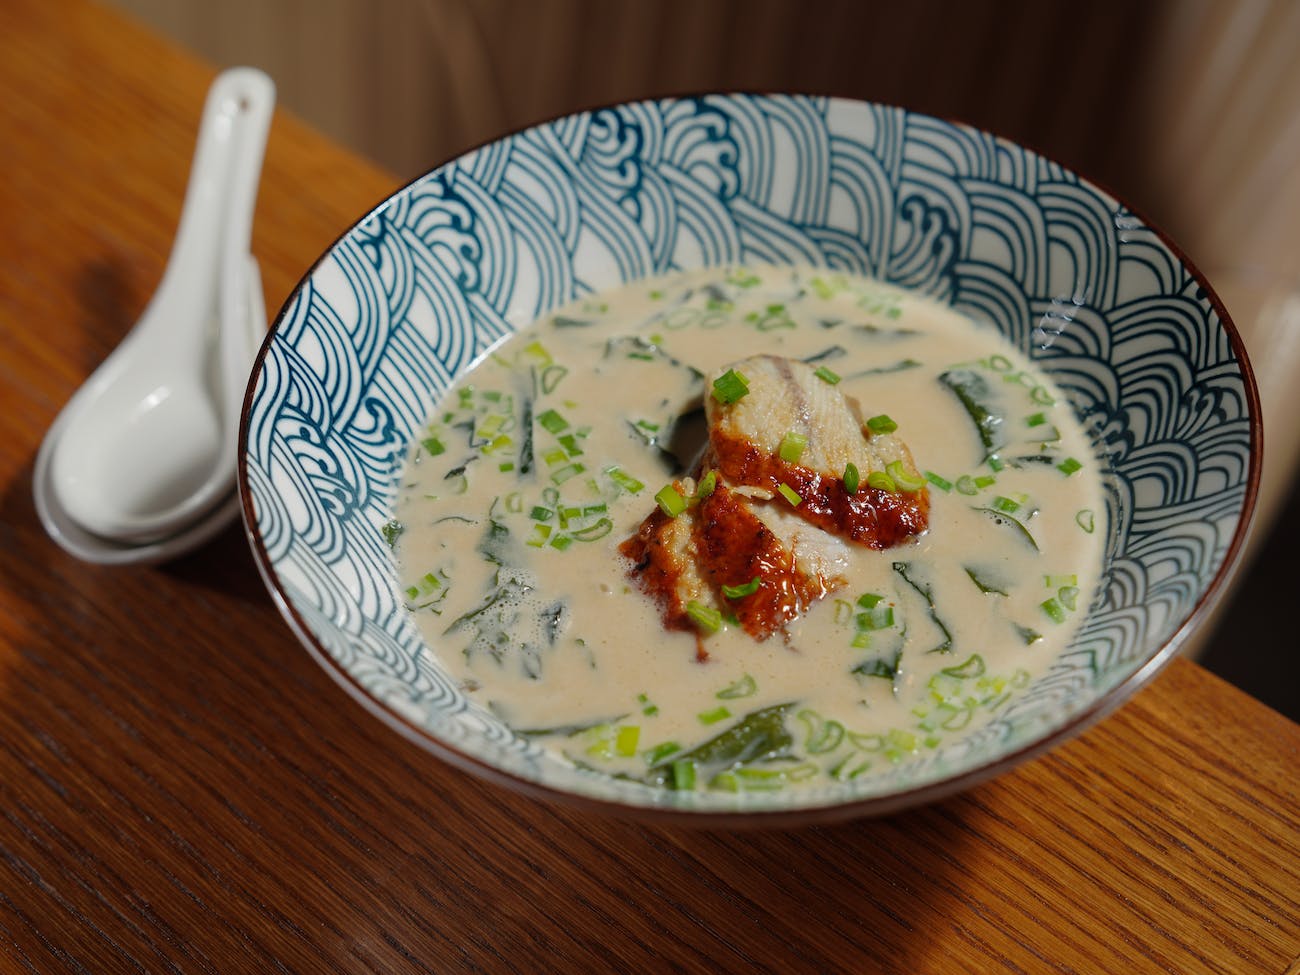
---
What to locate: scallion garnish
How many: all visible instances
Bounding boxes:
[992,495,1021,514]
[421,436,446,456]
[779,431,808,463]
[686,600,722,633]
[866,414,898,434]
[844,462,860,494]
[856,604,894,630]
[857,592,883,609]
[1040,597,1067,624]
[716,673,757,699]
[694,469,717,500]
[670,759,697,790]
[614,726,640,757]
[722,576,761,599]
[973,474,997,489]
[537,408,568,433]
[655,484,687,517]
[955,475,978,495]
[924,470,953,492]
[698,705,732,725]
[866,470,896,492]
[1057,457,1083,475]
[604,465,645,495]
[1076,509,1096,533]
[814,365,842,385]
[778,483,802,506]
[550,462,586,485]
[645,741,680,764]
[1025,412,1048,427]
[711,368,750,404]
[885,460,926,492]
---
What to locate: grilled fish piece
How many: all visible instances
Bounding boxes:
[620,354,928,644]
[704,355,929,548]
[619,479,848,646]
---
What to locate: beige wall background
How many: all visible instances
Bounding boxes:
[111,0,1300,533]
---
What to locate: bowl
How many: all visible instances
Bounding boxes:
[238,94,1260,823]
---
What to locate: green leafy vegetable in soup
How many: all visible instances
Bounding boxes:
[392,265,1105,793]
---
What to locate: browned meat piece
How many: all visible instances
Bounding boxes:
[619,479,848,646]
[620,354,929,644]
[705,355,929,548]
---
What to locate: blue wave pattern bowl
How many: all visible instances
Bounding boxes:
[240,95,1259,821]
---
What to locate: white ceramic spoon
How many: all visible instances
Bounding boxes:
[33,68,274,563]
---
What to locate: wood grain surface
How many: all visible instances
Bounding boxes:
[2,2,1299,972]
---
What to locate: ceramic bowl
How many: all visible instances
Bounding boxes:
[239,95,1260,823]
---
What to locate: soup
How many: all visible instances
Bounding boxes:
[390,265,1105,792]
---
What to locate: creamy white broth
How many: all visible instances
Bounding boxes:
[391,265,1105,789]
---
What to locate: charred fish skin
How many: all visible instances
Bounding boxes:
[705,355,929,549]
[618,480,845,644]
[621,354,928,644]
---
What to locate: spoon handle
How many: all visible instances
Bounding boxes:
[213,69,275,469]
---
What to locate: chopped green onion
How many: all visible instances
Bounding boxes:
[779,431,808,463]
[655,484,687,517]
[645,741,680,764]
[814,365,842,384]
[1057,457,1083,475]
[529,505,552,522]
[844,462,860,494]
[1041,597,1067,624]
[1025,412,1048,427]
[526,524,552,547]
[686,600,722,633]
[941,654,986,679]
[536,408,568,433]
[614,726,640,757]
[604,466,645,494]
[1045,574,1078,588]
[698,705,731,725]
[856,605,894,630]
[857,592,884,609]
[973,474,997,489]
[992,495,1022,514]
[721,576,761,599]
[886,460,926,492]
[988,454,1005,472]
[1076,509,1096,533]
[571,518,613,541]
[778,483,802,506]
[866,414,898,434]
[694,469,717,500]
[866,471,896,492]
[550,462,586,485]
[1058,586,1079,611]
[421,436,446,456]
[670,759,697,790]
[549,534,573,551]
[924,471,953,492]
[637,693,659,717]
[955,475,978,495]
[711,368,750,404]
[717,673,757,699]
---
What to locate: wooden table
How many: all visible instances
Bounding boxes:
[3,3,1298,972]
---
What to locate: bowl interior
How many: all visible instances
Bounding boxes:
[240,94,1258,819]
